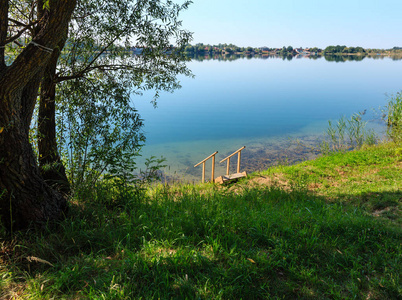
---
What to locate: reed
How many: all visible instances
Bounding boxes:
[386,92,402,143]
[320,112,377,154]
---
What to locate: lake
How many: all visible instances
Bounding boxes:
[133,55,402,182]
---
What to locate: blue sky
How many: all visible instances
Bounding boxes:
[180,0,402,49]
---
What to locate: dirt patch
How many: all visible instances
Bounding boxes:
[308,182,322,190]
[372,206,400,218]
[248,174,291,190]
[335,167,347,176]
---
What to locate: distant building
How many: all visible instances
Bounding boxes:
[295,48,310,55]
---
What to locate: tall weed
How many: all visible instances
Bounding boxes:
[385,92,402,143]
[321,112,377,154]
[76,156,166,209]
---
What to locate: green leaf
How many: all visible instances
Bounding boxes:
[43,0,50,10]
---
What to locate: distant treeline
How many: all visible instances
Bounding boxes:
[323,45,365,54]
[184,43,402,57]
[186,52,402,62]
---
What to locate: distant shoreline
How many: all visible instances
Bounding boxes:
[183,52,402,62]
[183,44,402,59]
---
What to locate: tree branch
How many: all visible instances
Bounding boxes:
[5,26,31,44]
[9,0,30,21]
[55,16,137,85]
[7,18,39,36]
[8,18,30,27]
[55,64,141,83]
[0,0,77,92]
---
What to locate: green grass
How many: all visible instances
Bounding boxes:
[1,143,401,299]
[255,142,402,223]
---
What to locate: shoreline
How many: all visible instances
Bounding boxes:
[154,134,324,184]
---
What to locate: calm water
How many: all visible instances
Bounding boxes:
[133,56,402,182]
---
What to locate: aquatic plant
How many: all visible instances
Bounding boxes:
[385,92,402,143]
[321,112,377,154]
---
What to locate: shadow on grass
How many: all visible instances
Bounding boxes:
[1,185,401,299]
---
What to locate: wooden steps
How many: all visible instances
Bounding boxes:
[194,146,247,184]
[215,171,247,184]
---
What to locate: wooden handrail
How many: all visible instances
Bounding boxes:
[220,146,246,175]
[194,151,218,167]
[219,146,246,163]
[194,151,218,183]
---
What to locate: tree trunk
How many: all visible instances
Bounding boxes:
[0,85,67,231]
[0,0,77,230]
[38,31,70,194]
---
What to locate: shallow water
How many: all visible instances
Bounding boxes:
[133,56,402,182]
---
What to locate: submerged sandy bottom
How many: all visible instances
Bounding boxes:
[136,119,386,183]
[137,132,324,183]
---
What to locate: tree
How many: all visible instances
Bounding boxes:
[310,47,320,53]
[38,0,192,193]
[0,0,192,230]
[224,47,232,54]
[0,0,77,230]
[355,47,365,54]
[185,45,195,53]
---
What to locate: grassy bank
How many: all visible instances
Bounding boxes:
[1,143,401,299]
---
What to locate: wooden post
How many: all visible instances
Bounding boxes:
[211,154,215,182]
[220,146,246,175]
[237,150,241,173]
[202,162,206,183]
[194,151,218,183]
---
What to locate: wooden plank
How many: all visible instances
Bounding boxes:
[226,172,247,180]
[215,172,247,184]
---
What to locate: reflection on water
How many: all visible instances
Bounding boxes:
[186,53,402,62]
